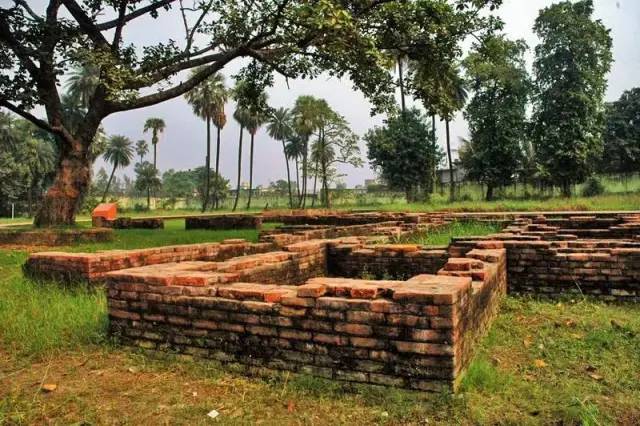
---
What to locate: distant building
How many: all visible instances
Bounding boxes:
[437,167,466,185]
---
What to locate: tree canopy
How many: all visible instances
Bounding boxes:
[530,0,613,195]
[0,0,502,225]
[460,35,531,200]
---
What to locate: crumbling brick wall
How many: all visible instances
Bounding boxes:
[104,243,506,392]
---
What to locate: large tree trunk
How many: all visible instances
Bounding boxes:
[214,126,222,209]
[282,141,293,208]
[102,162,117,203]
[202,117,211,212]
[232,127,244,212]
[445,119,455,202]
[246,132,255,209]
[34,139,92,227]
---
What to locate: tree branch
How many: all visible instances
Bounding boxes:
[109,49,243,112]
[60,0,109,46]
[13,0,43,21]
[95,0,177,30]
[0,98,72,141]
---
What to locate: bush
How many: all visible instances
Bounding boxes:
[581,177,605,197]
[133,203,148,212]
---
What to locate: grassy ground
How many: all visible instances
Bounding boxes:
[400,221,505,246]
[1,225,640,424]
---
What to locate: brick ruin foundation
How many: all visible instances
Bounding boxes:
[23,211,640,391]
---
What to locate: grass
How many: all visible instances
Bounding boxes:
[1,225,640,424]
[400,220,505,246]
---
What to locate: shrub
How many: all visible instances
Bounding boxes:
[581,177,605,197]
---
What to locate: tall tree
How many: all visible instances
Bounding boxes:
[143,118,166,171]
[101,135,134,202]
[267,108,294,208]
[292,95,323,207]
[134,162,161,210]
[135,139,148,164]
[366,108,441,202]
[245,91,269,210]
[531,0,613,196]
[461,35,531,201]
[311,108,362,207]
[1,0,500,226]
[601,88,640,177]
[184,70,227,211]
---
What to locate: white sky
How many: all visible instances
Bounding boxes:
[20,1,640,188]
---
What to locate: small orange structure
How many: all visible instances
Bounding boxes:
[92,203,117,227]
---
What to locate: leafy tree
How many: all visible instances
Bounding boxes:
[92,167,109,197]
[101,135,134,202]
[601,88,640,176]
[531,0,613,196]
[135,140,148,164]
[0,112,56,216]
[162,169,197,207]
[267,107,294,208]
[461,35,531,200]
[310,106,362,207]
[292,95,325,207]
[143,118,166,171]
[365,108,442,202]
[134,162,161,210]
[1,0,501,225]
[285,134,305,202]
[184,70,227,211]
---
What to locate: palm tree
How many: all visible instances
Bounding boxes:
[285,135,305,202]
[267,108,294,208]
[292,96,322,208]
[102,135,134,202]
[135,140,148,164]
[245,93,269,210]
[185,71,228,211]
[143,117,166,171]
[66,64,100,109]
[232,105,251,212]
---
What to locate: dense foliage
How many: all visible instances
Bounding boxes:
[365,109,442,202]
[601,88,640,176]
[460,35,531,200]
[530,0,613,195]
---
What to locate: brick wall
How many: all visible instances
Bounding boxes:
[0,227,113,246]
[327,241,449,280]
[185,215,262,230]
[25,239,274,283]
[105,246,506,392]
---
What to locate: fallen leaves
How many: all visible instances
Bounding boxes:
[533,359,548,369]
[41,383,57,393]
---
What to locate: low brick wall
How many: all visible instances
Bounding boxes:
[113,217,164,229]
[0,227,113,246]
[106,245,507,392]
[327,242,449,280]
[24,239,274,283]
[186,215,262,230]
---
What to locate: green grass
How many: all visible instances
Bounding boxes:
[400,220,505,246]
[1,227,640,423]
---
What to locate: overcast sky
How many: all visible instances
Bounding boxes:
[27,0,640,188]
